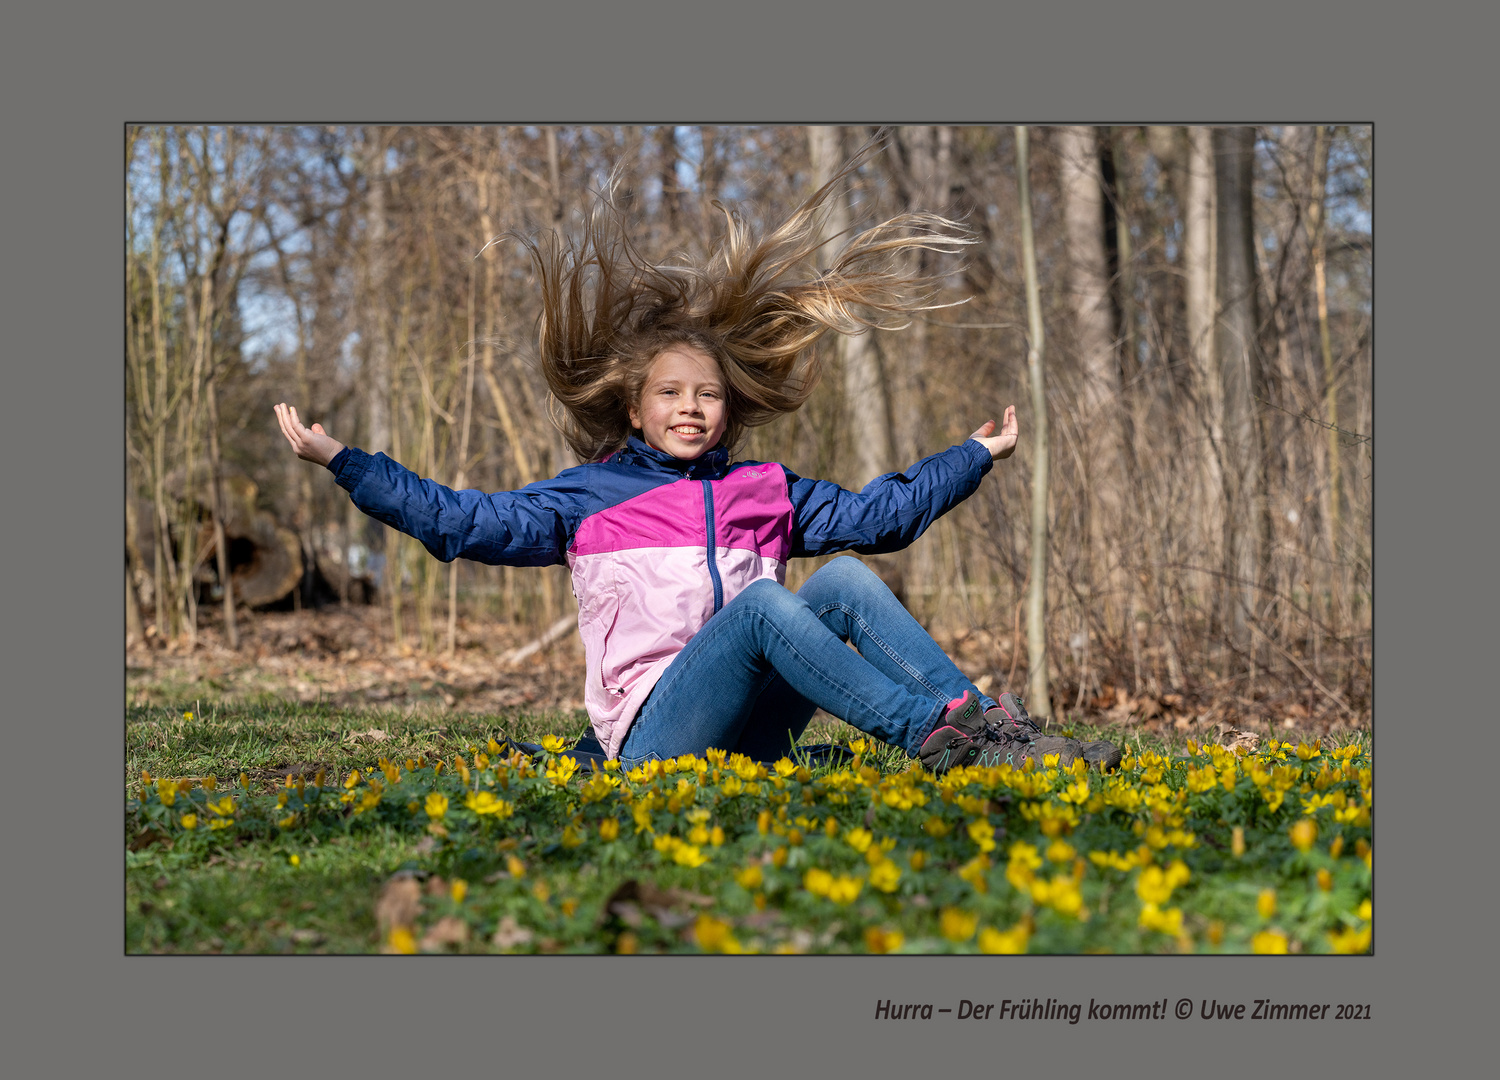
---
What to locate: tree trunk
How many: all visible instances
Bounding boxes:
[1214,126,1264,653]
[1183,126,1222,632]
[808,126,894,487]
[1057,125,1127,647]
[1016,126,1052,720]
[206,377,239,649]
[1308,125,1343,634]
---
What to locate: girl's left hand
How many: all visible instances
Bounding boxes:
[969,405,1019,460]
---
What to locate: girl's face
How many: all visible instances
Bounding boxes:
[628,345,728,460]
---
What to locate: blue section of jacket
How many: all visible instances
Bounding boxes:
[326,435,994,565]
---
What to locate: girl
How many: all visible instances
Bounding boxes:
[274,151,1120,775]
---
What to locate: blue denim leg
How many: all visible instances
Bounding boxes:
[620,557,989,764]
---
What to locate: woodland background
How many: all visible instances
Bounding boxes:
[125,125,1371,734]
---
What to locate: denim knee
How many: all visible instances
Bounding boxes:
[734,577,805,619]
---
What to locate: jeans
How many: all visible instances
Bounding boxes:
[618,556,995,764]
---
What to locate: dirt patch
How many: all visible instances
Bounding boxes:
[128,604,588,717]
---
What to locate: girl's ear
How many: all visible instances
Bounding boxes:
[627,404,641,429]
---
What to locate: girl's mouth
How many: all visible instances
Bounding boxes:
[670,425,705,437]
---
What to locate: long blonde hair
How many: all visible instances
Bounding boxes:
[521,135,974,463]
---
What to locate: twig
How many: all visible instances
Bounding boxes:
[1254,396,1370,445]
[501,614,577,667]
[1244,610,1356,719]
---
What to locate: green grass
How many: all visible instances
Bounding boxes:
[125,701,1371,955]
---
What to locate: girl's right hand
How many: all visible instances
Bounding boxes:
[969,405,1019,460]
[275,403,346,468]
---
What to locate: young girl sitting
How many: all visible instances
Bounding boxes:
[274,155,1120,775]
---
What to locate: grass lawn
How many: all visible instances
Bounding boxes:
[126,701,1371,955]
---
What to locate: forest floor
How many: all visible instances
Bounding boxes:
[128,601,1369,742]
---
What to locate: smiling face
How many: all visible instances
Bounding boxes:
[628,345,729,460]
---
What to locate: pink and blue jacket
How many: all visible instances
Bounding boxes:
[329,436,993,758]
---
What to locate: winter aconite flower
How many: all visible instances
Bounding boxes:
[388,927,417,955]
[864,927,905,954]
[979,923,1030,954]
[869,859,902,894]
[540,735,567,753]
[1327,925,1371,954]
[1251,930,1289,954]
[464,791,514,817]
[425,793,449,820]
[598,817,620,842]
[1257,889,1277,919]
[940,908,978,943]
[1289,818,1318,852]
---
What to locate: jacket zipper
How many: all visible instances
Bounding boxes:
[701,478,723,613]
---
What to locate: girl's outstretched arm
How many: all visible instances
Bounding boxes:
[274,403,588,567]
[787,405,1019,557]
[275,403,346,467]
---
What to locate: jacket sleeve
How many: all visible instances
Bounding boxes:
[786,439,993,558]
[328,447,589,567]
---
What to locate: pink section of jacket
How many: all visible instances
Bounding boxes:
[566,463,794,758]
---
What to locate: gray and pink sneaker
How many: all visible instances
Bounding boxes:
[917,690,1122,773]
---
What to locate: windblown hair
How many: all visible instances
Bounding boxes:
[520,138,975,463]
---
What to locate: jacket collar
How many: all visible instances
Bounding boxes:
[613,435,731,478]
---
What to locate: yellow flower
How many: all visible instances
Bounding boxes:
[803,867,833,898]
[278,814,296,828]
[540,734,567,753]
[959,854,991,894]
[1135,861,1190,905]
[909,850,927,871]
[710,825,725,847]
[561,826,585,849]
[1257,889,1277,919]
[184,711,193,720]
[546,756,580,787]
[449,878,467,904]
[826,875,863,904]
[940,907,978,943]
[506,855,526,878]
[206,796,236,817]
[967,818,997,853]
[388,927,417,954]
[288,854,300,867]
[1289,818,1318,852]
[532,880,551,903]
[735,864,764,891]
[1316,868,1333,891]
[693,914,743,954]
[180,813,197,830]
[844,827,874,853]
[1207,920,1225,946]
[979,923,1030,954]
[773,758,798,778]
[1327,924,1371,954]
[864,926,905,954]
[1046,839,1076,864]
[598,817,620,842]
[425,793,449,820]
[1251,930,1289,954]
[923,816,951,839]
[1138,903,1183,936]
[465,791,514,817]
[869,859,902,894]
[673,844,709,868]
[1357,899,1372,921]
[1231,826,1246,858]
[344,770,361,790]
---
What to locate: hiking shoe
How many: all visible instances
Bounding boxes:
[917,691,1032,774]
[988,691,1122,770]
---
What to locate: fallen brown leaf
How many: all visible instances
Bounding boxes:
[491,915,533,950]
[375,873,422,936]
[420,916,469,952]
